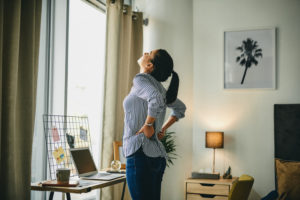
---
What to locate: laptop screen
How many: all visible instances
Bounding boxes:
[70,148,97,175]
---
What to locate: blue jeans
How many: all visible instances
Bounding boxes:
[126,147,166,200]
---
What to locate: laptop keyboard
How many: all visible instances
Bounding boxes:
[89,173,110,178]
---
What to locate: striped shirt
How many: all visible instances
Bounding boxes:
[122,73,186,158]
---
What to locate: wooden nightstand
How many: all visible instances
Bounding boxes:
[184,177,237,200]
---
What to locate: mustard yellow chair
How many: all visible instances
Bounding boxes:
[228,174,254,200]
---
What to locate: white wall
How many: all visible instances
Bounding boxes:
[133,0,194,199]
[193,0,300,199]
[133,0,300,199]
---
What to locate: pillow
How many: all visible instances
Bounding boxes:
[276,159,300,200]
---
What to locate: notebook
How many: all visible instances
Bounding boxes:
[70,147,124,181]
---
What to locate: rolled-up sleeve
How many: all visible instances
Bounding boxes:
[167,98,186,120]
[133,74,165,118]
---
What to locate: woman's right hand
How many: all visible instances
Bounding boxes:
[136,125,155,138]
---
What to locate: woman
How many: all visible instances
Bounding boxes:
[123,49,186,200]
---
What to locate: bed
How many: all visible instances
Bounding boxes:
[273,104,300,200]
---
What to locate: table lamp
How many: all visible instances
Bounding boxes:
[205,131,224,173]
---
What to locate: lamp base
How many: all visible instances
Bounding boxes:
[191,172,220,179]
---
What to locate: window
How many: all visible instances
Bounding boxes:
[31,0,106,199]
[67,1,106,199]
[67,0,106,164]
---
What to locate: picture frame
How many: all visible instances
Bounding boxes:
[113,141,126,169]
[224,28,276,89]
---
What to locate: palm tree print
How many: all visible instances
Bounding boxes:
[236,38,263,84]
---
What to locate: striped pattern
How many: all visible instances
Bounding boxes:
[123,73,186,158]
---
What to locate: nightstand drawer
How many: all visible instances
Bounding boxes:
[187,183,229,196]
[187,194,228,200]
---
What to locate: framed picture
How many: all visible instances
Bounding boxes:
[224,28,276,89]
[113,141,126,169]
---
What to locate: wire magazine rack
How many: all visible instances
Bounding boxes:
[43,114,92,180]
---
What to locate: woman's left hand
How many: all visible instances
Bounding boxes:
[158,129,166,140]
[136,125,155,138]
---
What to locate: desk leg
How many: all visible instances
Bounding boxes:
[66,193,71,200]
[49,192,54,200]
[48,192,71,200]
[121,180,126,200]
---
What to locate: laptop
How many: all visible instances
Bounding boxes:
[69,147,124,180]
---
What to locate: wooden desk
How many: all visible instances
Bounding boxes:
[31,176,126,200]
[184,177,237,200]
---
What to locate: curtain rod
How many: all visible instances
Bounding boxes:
[123,6,148,26]
[85,0,148,25]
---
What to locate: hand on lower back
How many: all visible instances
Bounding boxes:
[158,129,166,140]
[136,125,155,138]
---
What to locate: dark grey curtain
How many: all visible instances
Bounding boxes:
[0,0,42,199]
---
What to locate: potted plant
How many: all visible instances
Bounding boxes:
[161,131,177,167]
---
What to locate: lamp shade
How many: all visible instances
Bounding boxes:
[205,131,224,148]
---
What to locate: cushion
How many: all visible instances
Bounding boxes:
[276,159,300,200]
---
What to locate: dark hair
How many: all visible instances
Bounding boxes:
[150,49,179,104]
